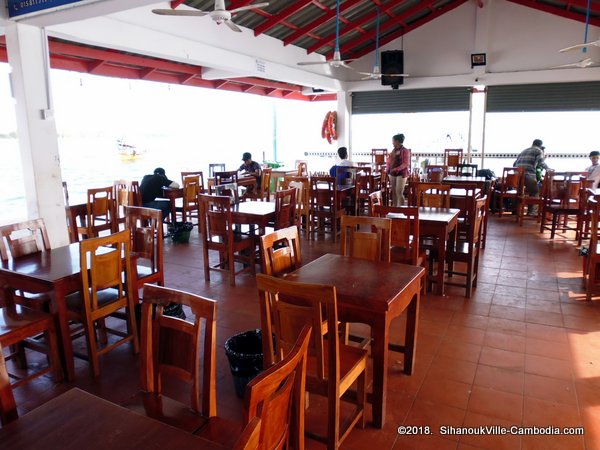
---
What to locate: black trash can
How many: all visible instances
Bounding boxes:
[224,329,264,398]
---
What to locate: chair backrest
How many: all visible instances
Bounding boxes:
[86,186,117,236]
[79,229,133,315]
[296,161,308,177]
[371,148,388,170]
[368,190,383,215]
[65,203,88,243]
[233,417,262,450]
[199,194,235,244]
[457,163,478,177]
[500,167,524,192]
[256,274,339,384]
[590,197,600,257]
[426,165,448,182]
[260,168,272,201]
[140,284,217,416]
[243,326,311,450]
[260,226,301,277]
[282,176,309,210]
[373,205,420,265]
[444,148,463,174]
[274,188,296,230]
[181,171,205,192]
[0,346,17,426]
[210,182,240,205]
[114,180,142,225]
[467,196,487,247]
[309,176,338,211]
[215,171,239,186]
[331,166,357,187]
[414,183,451,207]
[182,175,201,213]
[0,218,50,261]
[125,206,164,275]
[208,163,226,178]
[340,215,391,262]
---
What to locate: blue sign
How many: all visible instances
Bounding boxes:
[8,0,86,18]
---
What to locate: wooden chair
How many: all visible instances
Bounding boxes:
[371,148,387,172]
[198,194,255,286]
[368,190,383,215]
[78,186,117,238]
[256,168,272,202]
[208,163,226,178]
[242,325,311,450]
[256,274,367,450]
[585,198,600,300]
[215,170,239,186]
[66,203,88,243]
[425,165,448,183]
[413,182,451,207]
[0,347,17,425]
[210,182,240,205]
[181,171,205,192]
[273,188,296,231]
[354,173,375,216]
[282,176,310,237]
[444,148,463,176]
[457,163,478,177]
[309,176,344,242]
[259,226,301,277]
[113,180,141,230]
[233,417,261,450]
[177,175,202,225]
[125,206,164,304]
[494,167,524,216]
[373,205,429,291]
[540,172,587,239]
[577,184,596,246]
[517,171,548,226]
[340,215,391,263]
[0,219,51,310]
[65,229,139,377]
[446,196,487,297]
[122,284,217,432]
[0,287,62,389]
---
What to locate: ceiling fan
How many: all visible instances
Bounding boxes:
[355,5,409,80]
[555,0,599,67]
[297,0,354,68]
[152,0,269,33]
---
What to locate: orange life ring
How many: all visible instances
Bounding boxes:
[321,112,330,139]
[327,111,337,141]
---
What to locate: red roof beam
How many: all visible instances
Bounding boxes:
[506,0,600,26]
[306,1,401,55]
[254,0,313,36]
[48,40,203,76]
[86,60,106,73]
[170,0,185,9]
[227,77,303,91]
[282,0,363,47]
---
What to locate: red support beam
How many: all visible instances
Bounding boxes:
[227,77,303,91]
[282,0,363,47]
[86,60,105,73]
[179,73,196,84]
[264,88,277,96]
[170,0,185,9]
[254,0,313,36]
[507,0,600,26]
[139,67,156,79]
[306,0,400,55]
[213,80,229,89]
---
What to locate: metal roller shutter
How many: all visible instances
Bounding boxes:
[487,82,600,112]
[351,87,471,114]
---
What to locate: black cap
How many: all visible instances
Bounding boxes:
[532,139,545,150]
[154,167,166,176]
[242,152,252,161]
[590,151,600,157]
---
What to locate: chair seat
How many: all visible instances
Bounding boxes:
[306,344,368,394]
[0,305,54,343]
[65,288,122,312]
[12,292,51,311]
[122,392,209,433]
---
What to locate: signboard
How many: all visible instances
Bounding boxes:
[8,0,87,18]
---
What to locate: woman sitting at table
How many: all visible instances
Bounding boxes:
[140,167,179,221]
[387,133,411,206]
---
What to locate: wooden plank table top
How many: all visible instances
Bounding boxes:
[283,253,424,429]
[0,388,223,449]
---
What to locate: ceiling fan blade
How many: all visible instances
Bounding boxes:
[230,2,269,14]
[559,39,600,52]
[224,19,242,32]
[297,61,331,66]
[551,58,594,69]
[152,9,208,16]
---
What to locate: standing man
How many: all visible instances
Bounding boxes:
[140,167,180,221]
[586,151,600,188]
[387,133,411,206]
[513,139,549,199]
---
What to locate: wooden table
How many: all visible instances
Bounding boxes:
[161,187,183,223]
[418,207,460,296]
[284,253,424,429]
[231,201,276,233]
[443,176,488,188]
[0,388,223,449]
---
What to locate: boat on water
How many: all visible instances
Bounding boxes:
[117,139,145,161]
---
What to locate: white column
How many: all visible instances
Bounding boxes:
[6,22,69,247]
[336,91,352,154]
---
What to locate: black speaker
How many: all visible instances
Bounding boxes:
[381,50,404,88]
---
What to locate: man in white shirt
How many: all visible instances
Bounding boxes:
[586,151,600,188]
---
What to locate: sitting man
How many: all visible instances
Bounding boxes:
[329,146,356,185]
[238,152,262,196]
[586,151,600,188]
[140,167,179,221]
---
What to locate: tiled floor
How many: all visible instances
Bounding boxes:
[6,215,600,449]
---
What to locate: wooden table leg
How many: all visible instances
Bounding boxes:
[434,227,447,295]
[370,315,390,429]
[403,291,420,375]
[50,284,75,381]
